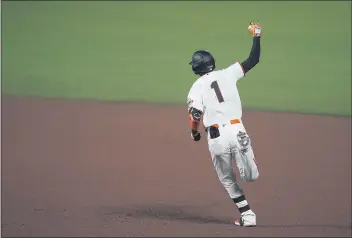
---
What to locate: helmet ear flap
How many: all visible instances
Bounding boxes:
[204,54,215,72]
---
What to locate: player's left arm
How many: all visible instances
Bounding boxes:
[222,23,262,81]
[240,22,262,74]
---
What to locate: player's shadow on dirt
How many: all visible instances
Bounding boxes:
[104,204,351,230]
[104,204,231,225]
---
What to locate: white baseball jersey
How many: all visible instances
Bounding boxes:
[187,62,245,127]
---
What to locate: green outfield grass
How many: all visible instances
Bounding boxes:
[2,1,351,116]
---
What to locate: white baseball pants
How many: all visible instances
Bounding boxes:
[207,120,259,200]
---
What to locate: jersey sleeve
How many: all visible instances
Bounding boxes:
[187,83,203,113]
[222,61,246,82]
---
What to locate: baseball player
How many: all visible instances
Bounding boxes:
[186,23,262,227]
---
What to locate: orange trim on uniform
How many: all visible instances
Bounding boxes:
[236,61,246,76]
[211,119,240,128]
[230,119,241,124]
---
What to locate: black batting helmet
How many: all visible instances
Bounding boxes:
[189,50,216,75]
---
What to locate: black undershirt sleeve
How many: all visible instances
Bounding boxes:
[240,36,261,74]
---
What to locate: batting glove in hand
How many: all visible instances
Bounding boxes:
[248,22,262,37]
[191,130,201,141]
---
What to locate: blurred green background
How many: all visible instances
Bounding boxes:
[2,1,351,116]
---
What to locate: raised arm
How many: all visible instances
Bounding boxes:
[240,22,262,74]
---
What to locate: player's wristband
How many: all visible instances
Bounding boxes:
[191,129,200,136]
[191,129,201,141]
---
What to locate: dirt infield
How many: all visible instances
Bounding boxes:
[1,95,351,237]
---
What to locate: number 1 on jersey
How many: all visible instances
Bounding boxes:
[211,81,224,103]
